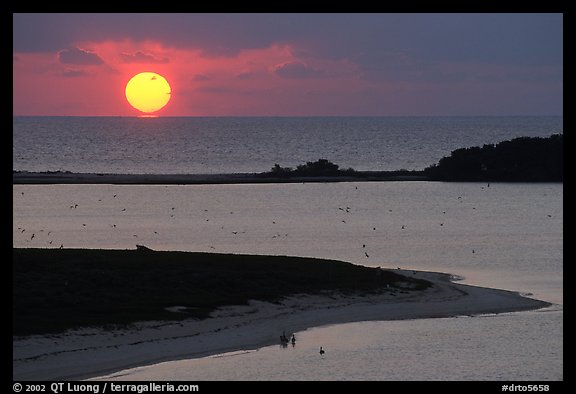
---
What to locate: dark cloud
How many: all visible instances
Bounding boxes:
[195,86,236,94]
[61,68,90,77]
[236,71,256,80]
[13,13,282,56]
[58,47,104,65]
[14,14,563,80]
[120,51,169,64]
[192,74,210,81]
[273,62,323,79]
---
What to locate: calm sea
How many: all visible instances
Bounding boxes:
[13,116,563,174]
[13,116,563,380]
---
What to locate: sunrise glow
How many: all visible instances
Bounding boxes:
[12,14,562,116]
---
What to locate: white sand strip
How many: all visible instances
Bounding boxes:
[12,270,550,381]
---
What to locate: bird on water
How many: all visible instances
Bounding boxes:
[319,347,325,355]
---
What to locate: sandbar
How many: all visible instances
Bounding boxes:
[12,171,428,185]
[12,269,550,381]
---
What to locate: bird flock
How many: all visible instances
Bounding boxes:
[14,182,555,261]
[14,187,286,250]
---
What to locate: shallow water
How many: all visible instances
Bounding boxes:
[94,309,562,381]
[13,182,563,380]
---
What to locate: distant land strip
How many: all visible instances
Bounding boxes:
[12,171,429,185]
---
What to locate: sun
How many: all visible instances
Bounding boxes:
[125,72,171,114]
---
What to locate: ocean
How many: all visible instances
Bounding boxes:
[13,116,563,380]
[13,116,562,174]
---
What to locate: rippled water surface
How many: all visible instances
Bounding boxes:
[13,116,563,174]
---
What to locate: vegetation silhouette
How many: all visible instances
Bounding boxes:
[13,248,429,336]
[424,134,562,182]
[263,135,562,182]
[267,158,356,178]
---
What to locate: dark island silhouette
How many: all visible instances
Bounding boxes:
[423,134,563,182]
[13,248,430,336]
[261,134,563,182]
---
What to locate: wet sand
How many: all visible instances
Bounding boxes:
[13,269,550,381]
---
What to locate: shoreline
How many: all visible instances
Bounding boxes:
[13,171,429,185]
[13,269,551,381]
[12,171,563,186]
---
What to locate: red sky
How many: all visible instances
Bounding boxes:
[13,13,563,116]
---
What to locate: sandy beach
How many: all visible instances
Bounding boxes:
[12,269,550,381]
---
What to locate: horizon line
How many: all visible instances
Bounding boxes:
[12,114,564,118]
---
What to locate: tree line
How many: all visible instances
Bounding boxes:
[423,134,563,181]
[261,134,563,182]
